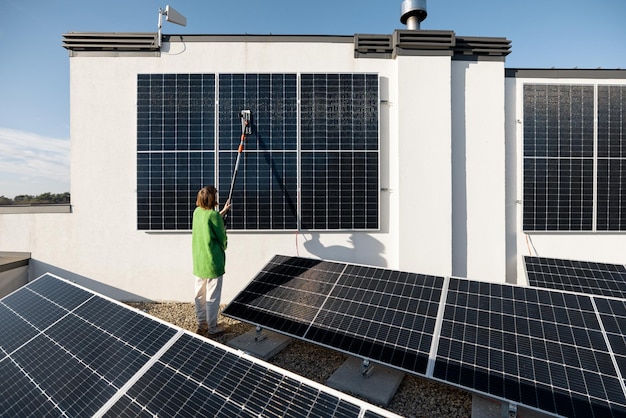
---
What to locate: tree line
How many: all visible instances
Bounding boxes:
[0,192,70,205]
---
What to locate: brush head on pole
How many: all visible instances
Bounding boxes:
[240,110,252,135]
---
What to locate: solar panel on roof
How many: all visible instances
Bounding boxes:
[224,254,626,418]
[525,255,626,299]
[223,255,444,375]
[434,277,626,418]
[0,273,400,418]
[594,297,626,391]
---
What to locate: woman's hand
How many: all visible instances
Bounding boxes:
[220,200,232,216]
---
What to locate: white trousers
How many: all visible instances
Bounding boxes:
[194,275,222,329]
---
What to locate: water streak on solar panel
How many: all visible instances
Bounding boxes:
[0,273,400,418]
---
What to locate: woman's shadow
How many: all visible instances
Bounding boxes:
[302,232,387,267]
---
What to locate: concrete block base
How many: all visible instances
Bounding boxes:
[326,357,404,407]
[472,394,553,418]
[226,328,291,360]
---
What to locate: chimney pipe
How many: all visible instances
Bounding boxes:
[401,0,427,30]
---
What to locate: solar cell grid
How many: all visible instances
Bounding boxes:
[597,85,626,230]
[222,255,346,336]
[137,72,379,231]
[434,277,626,418]
[307,265,443,374]
[226,255,626,417]
[224,255,445,376]
[137,73,216,230]
[26,272,94,308]
[595,298,626,390]
[43,313,151,387]
[0,359,60,417]
[13,333,120,417]
[525,256,626,299]
[522,83,595,231]
[217,73,299,230]
[300,73,379,231]
[0,273,398,418]
[73,296,177,356]
[118,332,373,418]
[0,302,40,355]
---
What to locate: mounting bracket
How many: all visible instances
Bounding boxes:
[503,402,517,418]
[254,325,267,342]
[361,358,375,377]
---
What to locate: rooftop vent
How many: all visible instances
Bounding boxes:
[62,32,159,51]
[400,0,427,30]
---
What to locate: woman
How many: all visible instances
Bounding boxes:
[192,186,231,336]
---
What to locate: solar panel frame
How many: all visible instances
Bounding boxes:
[0,273,401,418]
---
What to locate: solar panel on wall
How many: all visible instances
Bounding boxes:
[0,273,400,418]
[522,84,595,232]
[525,255,626,299]
[217,74,299,230]
[300,73,379,230]
[224,254,626,418]
[597,85,626,231]
[137,73,379,232]
[523,83,626,232]
[137,74,216,230]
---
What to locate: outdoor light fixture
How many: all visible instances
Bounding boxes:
[157,5,187,47]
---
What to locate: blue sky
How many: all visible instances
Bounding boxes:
[0,0,624,198]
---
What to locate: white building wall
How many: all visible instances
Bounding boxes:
[0,37,516,302]
[452,60,507,282]
[396,55,452,277]
[504,76,519,284]
[1,39,401,302]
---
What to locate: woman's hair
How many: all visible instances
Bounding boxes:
[196,186,218,210]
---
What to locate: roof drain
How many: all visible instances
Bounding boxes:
[400,0,427,30]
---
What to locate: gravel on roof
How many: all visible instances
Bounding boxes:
[126,302,472,418]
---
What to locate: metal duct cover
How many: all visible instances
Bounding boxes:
[401,0,427,27]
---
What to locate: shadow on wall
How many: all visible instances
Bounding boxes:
[29,260,151,302]
[302,233,387,267]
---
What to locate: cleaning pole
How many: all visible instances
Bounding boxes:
[224,110,251,226]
